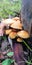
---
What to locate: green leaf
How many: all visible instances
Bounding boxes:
[2,59,15,65]
[2,59,11,65]
[7,52,14,57]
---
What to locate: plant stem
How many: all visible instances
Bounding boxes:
[23,40,32,51]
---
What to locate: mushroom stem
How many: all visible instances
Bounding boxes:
[8,37,13,50]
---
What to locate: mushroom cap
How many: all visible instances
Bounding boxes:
[17,30,30,39]
[11,21,23,30]
[17,37,23,42]
[2,19,15,25]
[5,29,12,35]
[9,31,17,39]
[12,17,20,21]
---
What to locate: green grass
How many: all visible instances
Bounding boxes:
[0,0,21,19]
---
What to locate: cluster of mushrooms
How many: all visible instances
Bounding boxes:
[2,17,30,42]
[0,16,32,65]
[1,17,30,65]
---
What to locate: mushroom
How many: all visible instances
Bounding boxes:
[10,21,23,30]
[17,30,32,51]
[8,32,24,65]
[9,31,17,39]
[17,30,30,39]
[17,37,23,42]
[5,29,12,35]
[1,17,24,65]
[12,17,20,21]
[2,19,15,25]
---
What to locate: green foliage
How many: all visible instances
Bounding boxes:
[2,59,15,65]
[0,0,21,19]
